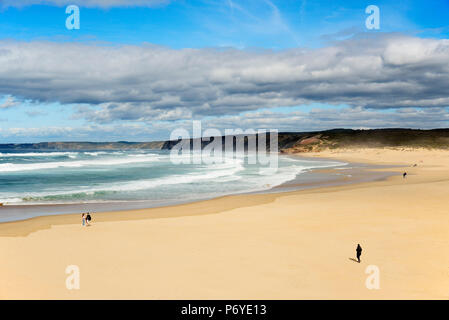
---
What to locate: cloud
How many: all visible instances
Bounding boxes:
[0,0,169,9]
[234,106,449,131]
[0,96,19,109]
[176,106,449,134]
[0,34,449,124]
[2,106,448,143]
[74,103,192,123]
[0,122,165,142]
[25,109,48,117]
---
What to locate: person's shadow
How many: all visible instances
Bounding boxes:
[348,258,359,263]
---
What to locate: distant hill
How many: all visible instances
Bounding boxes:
[0,141,166,151]
[1,129,448,153]
[277,128,449,153]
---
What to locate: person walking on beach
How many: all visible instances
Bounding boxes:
[86,212,92,226]
[356,244,362,263]
[82,213,86,226]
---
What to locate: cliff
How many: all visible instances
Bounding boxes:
[1,129,448,153]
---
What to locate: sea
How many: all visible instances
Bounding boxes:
[0,149,346,222]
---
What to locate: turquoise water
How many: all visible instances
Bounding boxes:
[0,150,344,205]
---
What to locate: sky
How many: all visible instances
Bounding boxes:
[0,0,448,142]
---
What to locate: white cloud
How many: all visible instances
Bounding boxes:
[0,34,449,124]
[0,96,19,109]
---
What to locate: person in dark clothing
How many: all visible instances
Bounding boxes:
[86,213,92,226]
[356,244,362,263]
[403,172,407,178]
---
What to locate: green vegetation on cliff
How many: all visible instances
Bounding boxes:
[1,129,448,153]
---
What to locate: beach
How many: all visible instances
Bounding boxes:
[0,147,448,299]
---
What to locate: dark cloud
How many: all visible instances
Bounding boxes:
[0,34,449,124]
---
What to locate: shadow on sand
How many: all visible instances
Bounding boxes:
[348,258,359,263]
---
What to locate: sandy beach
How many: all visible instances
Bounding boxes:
[0,148,448,299]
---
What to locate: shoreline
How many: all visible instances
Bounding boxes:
[0,153,346,222]
[0,156,395,230]
[1,147,448,299]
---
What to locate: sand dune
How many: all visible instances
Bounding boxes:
[0,148,448,299]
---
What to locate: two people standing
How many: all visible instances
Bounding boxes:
[82,212,92,226]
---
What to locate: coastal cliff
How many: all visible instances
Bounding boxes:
[1,129,448,153]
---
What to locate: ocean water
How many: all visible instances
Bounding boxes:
[0,150,345,206]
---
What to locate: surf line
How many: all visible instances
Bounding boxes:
[181,304,215,318]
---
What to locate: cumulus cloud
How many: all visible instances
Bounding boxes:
[74,103,192,123]
[0,34,449,124]
[0,0,169,8]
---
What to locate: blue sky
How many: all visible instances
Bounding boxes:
[0,0,448,142]
[2,0,449,48]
